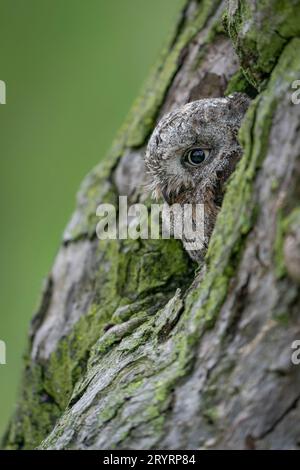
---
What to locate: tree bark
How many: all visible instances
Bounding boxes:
[3,0,300,450]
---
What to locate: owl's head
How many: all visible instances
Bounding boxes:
[145,93,250,205]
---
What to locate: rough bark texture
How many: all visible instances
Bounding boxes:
[3,0,300,450]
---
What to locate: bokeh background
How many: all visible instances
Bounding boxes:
[0,0,182,437]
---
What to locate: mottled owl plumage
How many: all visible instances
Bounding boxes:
[144,93,250,263]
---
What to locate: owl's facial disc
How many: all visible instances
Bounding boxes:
[145,94,251,207]
[158,146,212,204]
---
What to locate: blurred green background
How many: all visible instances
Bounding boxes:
[0,0,182,437]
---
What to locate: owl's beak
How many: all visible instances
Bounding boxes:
[161,187,173,205]
[161,187,184,205]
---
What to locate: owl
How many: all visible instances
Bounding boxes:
[144,93,250,263]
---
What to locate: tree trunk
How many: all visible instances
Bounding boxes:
[3,0,300,450]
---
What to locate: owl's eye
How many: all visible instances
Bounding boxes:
[184,148,209,166]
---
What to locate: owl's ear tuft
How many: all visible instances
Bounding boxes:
[227,92,251,114]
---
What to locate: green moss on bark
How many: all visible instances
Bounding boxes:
[274,207,300,279]
[225,0,300,90]
[4,230,192,449]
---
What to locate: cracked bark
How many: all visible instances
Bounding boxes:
[2,0,300,450]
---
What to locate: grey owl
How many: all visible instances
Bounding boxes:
[144,93,250,263]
